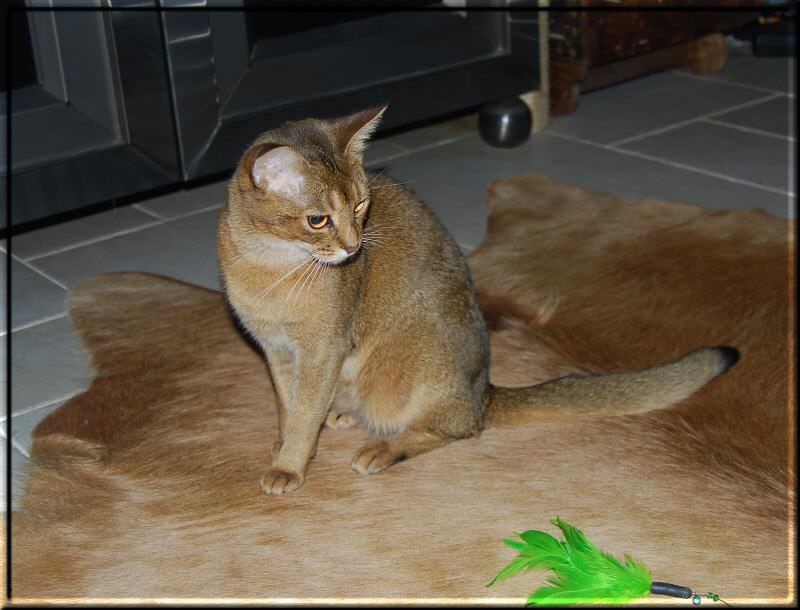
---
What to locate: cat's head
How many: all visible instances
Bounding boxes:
[226,106,387,265]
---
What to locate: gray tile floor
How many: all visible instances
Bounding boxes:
[2,42,795,511]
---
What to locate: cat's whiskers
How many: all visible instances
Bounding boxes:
[364,220,400,231]
[366,168,388,187]
[294,258,322,311]
[301,262,320,313]
[252,255,314,308]
[362,224,394,246]
[363,229,390,239]
[362,225,390,244]
[368,180,414,192]
[278,259,317,317]
[362,230,387,240]
[304,260,328,313]
[360,238,389,254]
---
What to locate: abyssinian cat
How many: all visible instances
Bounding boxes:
[217,106,739,495]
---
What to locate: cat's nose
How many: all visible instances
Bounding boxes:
[343,244,359,255]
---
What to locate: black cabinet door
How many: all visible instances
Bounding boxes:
[159,1,539,180]
[4,1,539,232]
[4,4,180,231]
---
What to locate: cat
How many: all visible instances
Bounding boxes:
[217,106,739,495]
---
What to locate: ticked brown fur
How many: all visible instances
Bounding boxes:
[218,108,738,495]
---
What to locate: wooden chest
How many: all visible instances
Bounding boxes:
[549,1,762,115]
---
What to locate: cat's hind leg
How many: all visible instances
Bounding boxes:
[325,383,362,429]
[325,411,360,429]
[351,428,454,475]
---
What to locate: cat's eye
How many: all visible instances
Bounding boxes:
[354,199,367,214]
[308,215,330,229]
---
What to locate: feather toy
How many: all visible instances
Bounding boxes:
[488,517,727,607]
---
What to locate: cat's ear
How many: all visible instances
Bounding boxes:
[338,105,388,157]
[246,145,307,199]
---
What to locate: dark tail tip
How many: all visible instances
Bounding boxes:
[716,346,741,372]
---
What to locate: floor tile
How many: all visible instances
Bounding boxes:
[29,209,223,291]
[712,95,793,138]
[10,206,158,260]
[364,138,407,166]
[381,113,478,152]
[8,401,64,455]
[385,131,791,251]
[6,259,67,330]
[618,121,791,193]
[707,55,795,94]
[380,134,492,249]
[133,179,230,220]
[10,315,93,414]
[549,72,767,145]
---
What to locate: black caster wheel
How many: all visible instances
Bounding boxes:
[479,97,533,148]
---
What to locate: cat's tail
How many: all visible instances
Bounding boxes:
[484,346,739,428]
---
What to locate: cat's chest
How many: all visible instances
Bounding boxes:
[227,261,325,320]
[229,290,296,344]
[229,275,341,351]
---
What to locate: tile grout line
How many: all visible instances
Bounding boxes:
[673,69,794,97]
[606,146,794,198]
[11,253,69,291]
[24,203,224,263]
[23,218,166,262]
[159,201,225,221]
[370,132,478,165]
[0,392,81,424]
[606,92,782,148]
[130,203,167,221]
[373,138,416,155]
[547,130,795,198]
[703,118,795,142]
[10,311,69,334]
[10,436,30,459]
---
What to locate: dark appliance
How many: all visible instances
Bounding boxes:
[4,1,540,232]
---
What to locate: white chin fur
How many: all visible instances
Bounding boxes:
[324,247,358,264]
[252,240,311,266]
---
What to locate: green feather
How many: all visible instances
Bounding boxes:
[488,518,652,606]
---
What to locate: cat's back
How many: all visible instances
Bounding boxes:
[353,174,485,343]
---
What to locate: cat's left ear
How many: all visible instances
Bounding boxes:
[337,105,388,157]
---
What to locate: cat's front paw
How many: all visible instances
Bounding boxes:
[260,467,304,495]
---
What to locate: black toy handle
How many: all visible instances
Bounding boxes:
[650,582,694,598]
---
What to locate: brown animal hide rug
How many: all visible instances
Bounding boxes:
[8,176,795,604]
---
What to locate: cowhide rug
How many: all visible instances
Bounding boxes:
[7,175,794,604]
